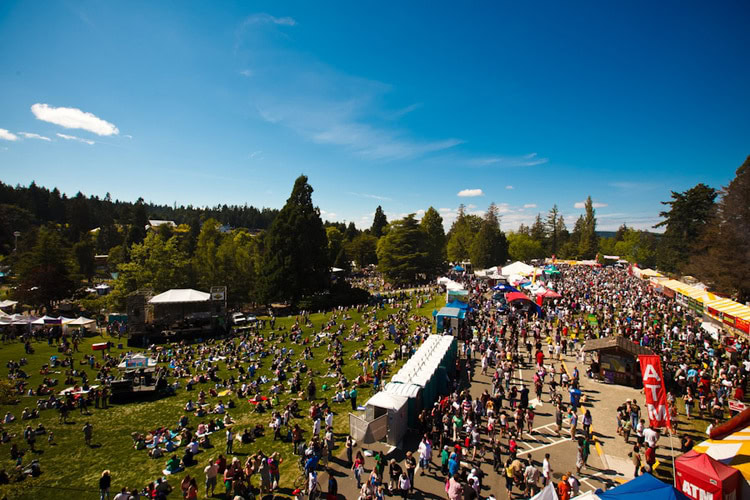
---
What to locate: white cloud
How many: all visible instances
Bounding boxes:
[241,13,297,27]
[574,201,608,209]
[124,134,133,139]
[19,132,51,141]
[523,204,537,208]
[56,133,95,145]
[239,69,253,77]
[0,129,18,141]
[348,192,393,202]
[320,209,337,218]
[457,189,484,197]
[466,204,477,209]
[469,152,549,168]
[505,185,514,190]
[31,103,119,136]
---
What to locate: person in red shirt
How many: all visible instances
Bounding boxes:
[536,350,545,369]
[558,476,571,500]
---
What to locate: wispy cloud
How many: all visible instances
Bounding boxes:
[248,150,263,159]
[239,69,253,77]
[348,192,393,202]
[56,133,95,145]
[574,200,608,209]
[457,189,484,197]
[19,132,51,141]
[241,13,297,27]
[0,129,18,141]
[320,209,337,219]
[32,103,118,136]
[505,185,514,190]
[469,152,548,168]
[523,203,537,208]
[387,103,422,120]
[124,134,133,139]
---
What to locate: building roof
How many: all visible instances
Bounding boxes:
[149,288,210,304]
[582,335,654,356]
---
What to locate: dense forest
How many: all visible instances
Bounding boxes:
[1,155,748,312]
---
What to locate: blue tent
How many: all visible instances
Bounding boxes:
[597,473,689,500]
[492,283,519,293]
[453,265,464,271]
[446,300,471,311]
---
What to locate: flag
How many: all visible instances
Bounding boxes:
[638,355,671,430]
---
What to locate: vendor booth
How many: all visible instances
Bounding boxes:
[583,336,653,387]
[675,450,740,500]
[434,306,466,335]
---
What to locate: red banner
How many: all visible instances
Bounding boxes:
[638,355,671,429]
[736,317,749,334]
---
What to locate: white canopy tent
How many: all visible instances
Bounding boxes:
[64,316,97,327]
[149,289,210,304]
[502,261,535,277]
[32,315,64,325]
[0,300,18,309]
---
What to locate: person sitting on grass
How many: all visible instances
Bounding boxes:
[166,454,183,474]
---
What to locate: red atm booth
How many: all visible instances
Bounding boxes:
[675,450,740,500]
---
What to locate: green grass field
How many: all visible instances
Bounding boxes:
[0,291,445,499]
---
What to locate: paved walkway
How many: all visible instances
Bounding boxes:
[315,343,681,499]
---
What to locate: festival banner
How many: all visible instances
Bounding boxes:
[638,355,671,429]
[736,317,750,335]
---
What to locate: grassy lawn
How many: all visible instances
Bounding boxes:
[0,291,445,499]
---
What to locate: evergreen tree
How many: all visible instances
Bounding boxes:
[326,227,345,265]
[546,205,561,256]
[689,157,750,301]
[446,204,482,262]
[73,236,96,282]
[194,218,223,289]
[469,203,509,269]
[344,222,359,241]
[530,213,546,245]
[654,183,717,272]
[15,226,76,311]
[420,207,446,277]
[258,175,330,305]
[577,196,599,259]
[376,214,428,285]
[371,205,388,238]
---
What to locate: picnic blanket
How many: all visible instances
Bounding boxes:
[247,396,269,405]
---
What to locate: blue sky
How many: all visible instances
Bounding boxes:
[1,1,748,231]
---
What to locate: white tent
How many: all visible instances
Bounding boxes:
[149,289,210,304]
[64,316,97,327]
[502,261,535,276]
[32,315,63,325]
[531,482,560,500]
[117,354,157,369]
[0,300,18,308]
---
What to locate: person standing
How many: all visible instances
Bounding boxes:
[388,459,403,494]
[350,387,358,410]
[542,453,552,486]
[447,473,463,500]
[204,458,218,497]
[225,427,233,455]
[99,470,111,500]
[404,451,416,493]
[326,468,338,500]
[398,471,411,499]
[83,422,93,446]
[417,434,432,475]
[345,435,354,466]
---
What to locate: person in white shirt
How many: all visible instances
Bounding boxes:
[524,460,539,496]
[312,417,321,438]
[542,453,552,486]
[204,460,218,498]
[643,426,659,449]
[113,487,130,500]
[325,409,334,429]
[418,435,432,474]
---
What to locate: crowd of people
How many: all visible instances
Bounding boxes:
[0,262,747,499]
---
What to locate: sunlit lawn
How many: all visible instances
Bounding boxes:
[0,290,445,499]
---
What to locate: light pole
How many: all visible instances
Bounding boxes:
[13,231,20,252]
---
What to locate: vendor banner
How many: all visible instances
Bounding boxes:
[736,317,749,334]
[638,355,671,429]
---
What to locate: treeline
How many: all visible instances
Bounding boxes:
[0,180,279,255]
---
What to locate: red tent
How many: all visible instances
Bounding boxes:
[675,450,740,500]
[506,292,533,302]
[540,289,561,298]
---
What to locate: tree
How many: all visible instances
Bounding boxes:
[370,205,388,238]
[508,232,545,262]
[376,214,429,285]
[326,227,345,265]
[258,175,330,305]
[546,205,562,256]
[348,233,378,268]
[654,183,717,272]
[420,207,446,276]
[469,203,509,269]
[73,236,96,282]
[344,222,359,241]
[530,213,546,245]
[15,226,76,311]
[577,196,599,259]
[127,199,148,246]
[689,157,750,302]
[194,219,223,289]
[446,205,482,262]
